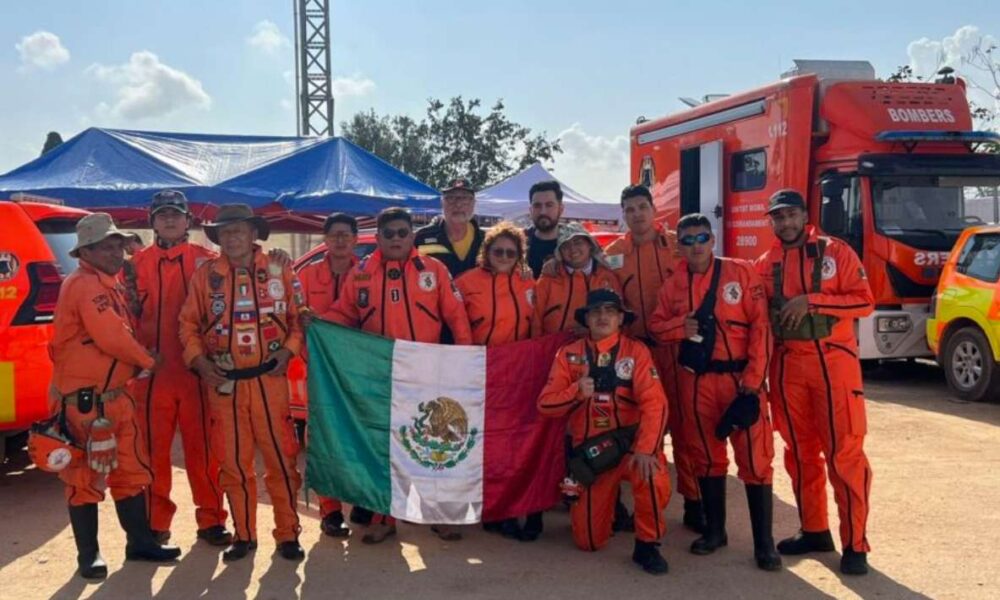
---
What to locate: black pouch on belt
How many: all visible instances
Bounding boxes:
[567,425,639,486]
[77,388,95,415]
[678,258,723,374]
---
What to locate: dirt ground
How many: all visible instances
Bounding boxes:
[2,361,998,600]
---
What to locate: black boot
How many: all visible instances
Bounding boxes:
[197,525,234,547]
[840,548,869,575]
[349,506,374,525]
[632,540,669,575]
[223,540,258,562]
[690,476,727,555]
[68,504,107,580]
[518,512,543,542]
[278,540,305,561]
[612,497,634,533]
[498,518,522,540]
[321,511,350,538]
[682,499,707,534]
[776,529,836,556]
[113,493,181,562]
[745,484,782,571]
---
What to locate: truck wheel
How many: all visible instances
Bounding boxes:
[943,327,1000,402]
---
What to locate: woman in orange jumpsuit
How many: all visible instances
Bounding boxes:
[531,223,621,337]
[455,222,538,540]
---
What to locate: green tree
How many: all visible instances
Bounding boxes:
[341,97,562,189]
[41,131,63,156]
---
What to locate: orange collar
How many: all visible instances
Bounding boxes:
[79,261,121,289]
[622,224,666,253]
[590,332,621,353]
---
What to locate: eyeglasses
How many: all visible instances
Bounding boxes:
[490,248,518,259]
[444,196,474,205]
[679,232,712,247]
[380,227,411,240]
[326,232,355,241]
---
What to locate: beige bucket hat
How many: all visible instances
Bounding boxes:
[69,213,127,258]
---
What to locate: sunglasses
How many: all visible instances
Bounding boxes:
[679,232,712,247]
[380,227,411,240]
[490,247,518,259]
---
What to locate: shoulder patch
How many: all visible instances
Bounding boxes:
[92,294,111,313]
[723,281,743,305]
[821,256,837,281]
[606,254,625,270]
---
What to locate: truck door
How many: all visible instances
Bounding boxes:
[680,140,725,254]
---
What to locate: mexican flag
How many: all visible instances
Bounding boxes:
[305,320,570,525]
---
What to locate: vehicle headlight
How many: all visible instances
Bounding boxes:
[877,315,912,333]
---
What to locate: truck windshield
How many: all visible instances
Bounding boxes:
[871,175,1000,251]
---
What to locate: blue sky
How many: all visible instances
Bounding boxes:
[2,0,998,200]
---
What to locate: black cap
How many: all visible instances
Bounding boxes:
[150,189,191,216]
[766,189,806,214]
[441,178,476,194]
[574,289,636,328]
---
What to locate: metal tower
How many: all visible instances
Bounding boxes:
[294,0,334,136]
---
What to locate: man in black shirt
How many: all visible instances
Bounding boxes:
[525,180,565,278]
[415,177,485,278]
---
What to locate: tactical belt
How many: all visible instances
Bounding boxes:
[704,359,749,374]
[224,359,278,380]
[62,388,122,405]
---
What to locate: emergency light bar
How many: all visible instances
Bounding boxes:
[875,130,1000,152]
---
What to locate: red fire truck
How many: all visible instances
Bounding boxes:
[630,60,1000,360]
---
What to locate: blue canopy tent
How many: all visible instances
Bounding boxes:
[475,163,620,225]
[0,128,441,229]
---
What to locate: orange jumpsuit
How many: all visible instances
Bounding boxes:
[50,261,156,506]
[648,257,774,484]
[455,266,534,345]
[755,226,874,553]
[326,248,473,525]
[538,333,670,550]
[179,248,304,544]
[604,227,698,500]
[297,254,357,519]
[128,241,226,533]
[531,262,621,337]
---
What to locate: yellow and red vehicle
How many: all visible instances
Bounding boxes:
[928,225,1000,401]
[631,59,1000,360]
[1,200,90,458]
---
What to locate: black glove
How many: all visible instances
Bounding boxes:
[714,391,761,440]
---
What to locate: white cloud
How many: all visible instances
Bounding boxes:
[332,75,375,97]
[907,25,999,79]
[906,26,1000,123]
[550,123,629,202]
[86,51,211,120]
[15,31,70,70]
[247,20,290,55]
